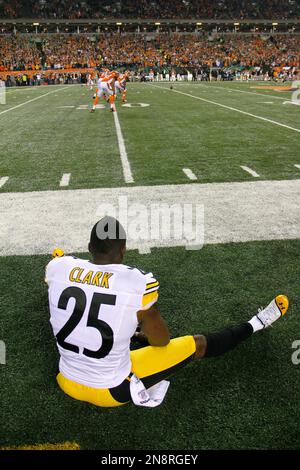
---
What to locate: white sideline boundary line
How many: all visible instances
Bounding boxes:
[0,177,9,188]
[240,166,260,178]
[284,101,300,106]
[295,164,300,170]
[60,173,71,187]
[138,247,152,255]
[183,168,197,180]
[198,83,294,102]
[5,84,71,92]
[0,86,70,116]
[1,179,300,256]
[151,84,300,133]
[113,110,134,184]
[167,82,294,102]
[5,88,44,94]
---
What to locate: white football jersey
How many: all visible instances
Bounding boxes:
[45,256,159,388]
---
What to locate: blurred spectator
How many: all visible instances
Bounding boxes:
[0,0,300,20]
[0,33,299,73]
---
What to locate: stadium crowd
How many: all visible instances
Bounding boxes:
[0,0,300,20]
[0,33,299,73]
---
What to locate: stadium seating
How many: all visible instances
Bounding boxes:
[0,0,300,20]
[0,34,299,74]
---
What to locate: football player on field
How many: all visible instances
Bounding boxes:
[115,71,129,104]
[91,70,118,113]
[86,72,94,90]
[45,217,289,408]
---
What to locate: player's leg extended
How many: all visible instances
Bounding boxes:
[91,89,101,112]
[109,294,288,404]
[110,321,259,405]
[57,295,288,407]
[114,82,121,100]
[131,336,196,388]
[57,336,196,408]
[108,93,116,112]
[194,294,288,358]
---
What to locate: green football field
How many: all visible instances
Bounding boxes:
[0,81,300,450]
[0,81,300,192]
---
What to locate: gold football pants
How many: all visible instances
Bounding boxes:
[57,335,196,407]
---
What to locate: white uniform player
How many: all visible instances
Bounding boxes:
[45,217,289,409]
[95,75,107,98]
[115,77,125,93]
[45,255,159,389]
[91,72,117,112]
[115,72,128,103]
[149,70,154,81]
[98,73,115,98]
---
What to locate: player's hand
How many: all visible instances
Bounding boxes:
[132,331,149,346]
[52,248,65,258]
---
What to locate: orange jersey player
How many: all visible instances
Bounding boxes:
[91,71,109,111]
[91,71,118,113]
[115,71,129,103]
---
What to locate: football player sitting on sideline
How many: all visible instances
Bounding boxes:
[45,217,289,408]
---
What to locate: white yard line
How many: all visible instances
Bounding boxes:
[1,179,300,256]
[295,164,300,170]
[183,168,197,180]
[113,110,134,184]
[151,84,300,133]
[0,86,70,116]
[60,173,71,187]
[0,177,9,188]
[240,166,260,177]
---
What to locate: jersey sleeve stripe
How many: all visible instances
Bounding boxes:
[145,281,159,291]
[144,286,159,294]
[142,290,158,308]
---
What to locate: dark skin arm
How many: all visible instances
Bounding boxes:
[137,304,170,347]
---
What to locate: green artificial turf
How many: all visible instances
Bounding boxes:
[0,82,299,193]
[1,239,299,450]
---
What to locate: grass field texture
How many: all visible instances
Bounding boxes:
[1,240,300,450]
[0,81,299,192]
[0,81,299,450]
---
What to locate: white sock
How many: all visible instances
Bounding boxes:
[248,315,264,333]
